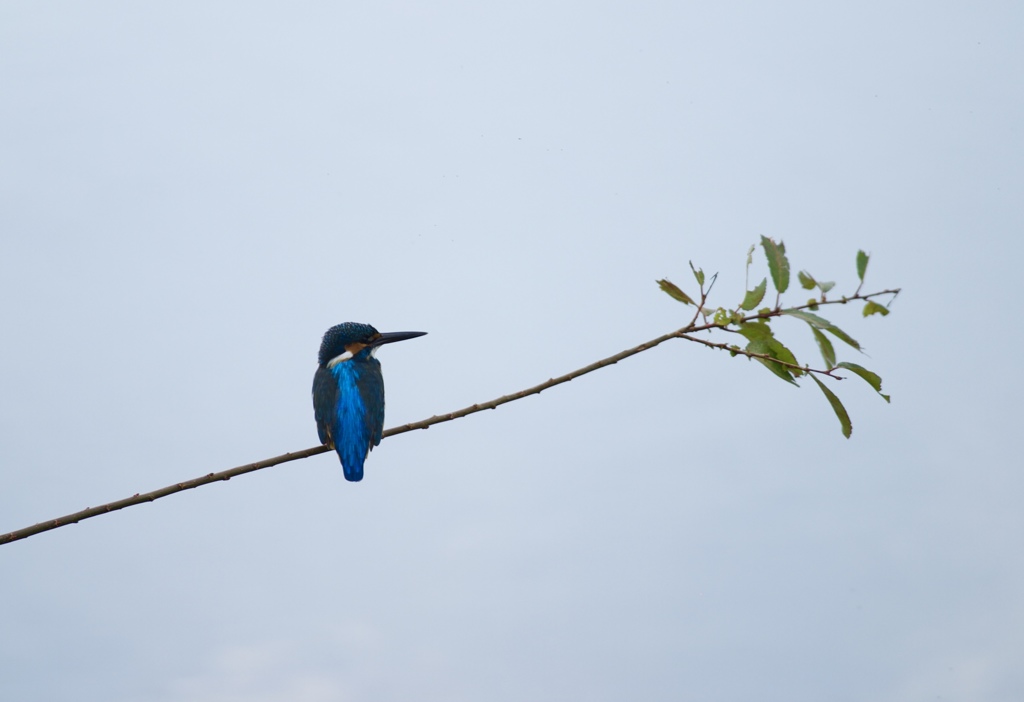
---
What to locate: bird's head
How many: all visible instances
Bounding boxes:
[318,322,427,367]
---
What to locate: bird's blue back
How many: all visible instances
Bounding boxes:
[313,349,385,481]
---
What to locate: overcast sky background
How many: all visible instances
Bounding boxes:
[2,3,1022,701]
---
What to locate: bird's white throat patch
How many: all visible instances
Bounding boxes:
[327,350,354,368]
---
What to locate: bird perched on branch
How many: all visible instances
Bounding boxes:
[313,322,427,481]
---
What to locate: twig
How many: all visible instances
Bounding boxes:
[678,333,838,378]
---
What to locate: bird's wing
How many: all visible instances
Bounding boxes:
[312,366,337,446]
[360,357,387,449]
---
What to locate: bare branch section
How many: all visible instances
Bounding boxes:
[678,333,841,378]
[0,446,331,545]
[0,288,898,546]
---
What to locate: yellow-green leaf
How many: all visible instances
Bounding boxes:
[798,270,817,290]
[740,278,768,310]
[656,279,695,305]
[761,236,790,293]
[689,261,705,288]
[862,300,890,317]
[812,375,852,438]
[837,362,891,403]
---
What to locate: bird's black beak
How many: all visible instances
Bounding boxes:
[370,330,427,348]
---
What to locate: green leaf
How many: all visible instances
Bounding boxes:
[837,362,891,402]
[764,337,802,375]
[689,261,705,288]
[812,375,852,438]
[713,307,731,326]
[740,278,767,310]
[735,321,775,341]
[822,323,861,351]
[745,245,755,268]
[781,308,829,326]
[746,339,799,385]
[862,300,890,317]
[739,326,802,379]
[656,279,695,305]
[810,326,836,369]
[857,250,869,282]
[761,236,790,293]
[818,281,836,293]
[781,309,862,351]
[798,270,817,290]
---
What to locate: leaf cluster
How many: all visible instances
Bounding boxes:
[656,239,897,438]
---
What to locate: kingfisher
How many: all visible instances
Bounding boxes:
[312,322,426,481]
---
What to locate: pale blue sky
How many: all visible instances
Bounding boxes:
[2,2,1022,701]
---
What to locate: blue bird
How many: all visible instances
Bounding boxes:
[313,322,426,481]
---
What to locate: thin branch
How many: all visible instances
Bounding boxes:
[678,333,839,378]
[0,287,899,546]
[0,446,333,546]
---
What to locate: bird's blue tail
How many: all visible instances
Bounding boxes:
[340,454,364,482]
